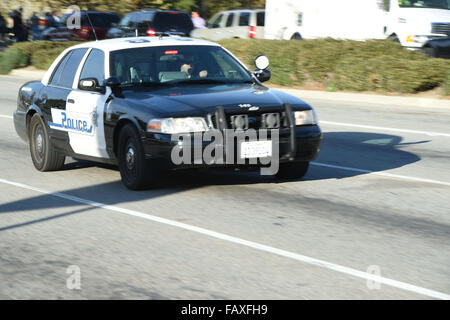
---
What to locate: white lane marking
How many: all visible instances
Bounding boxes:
[320,120,450,137]
[0,177,449,300]
[311,162,450,187]
[0,115,13,119]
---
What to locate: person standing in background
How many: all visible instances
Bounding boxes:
[45,12,56,28]
[30,12,40,41]
[191,11,206,29]
[12,9,26,42]
[51,10,60,24]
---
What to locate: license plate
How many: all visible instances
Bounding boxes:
[240,141,272,159]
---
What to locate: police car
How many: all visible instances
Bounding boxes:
[13,36,322,190]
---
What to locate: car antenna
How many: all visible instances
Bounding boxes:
[85,12,98,41]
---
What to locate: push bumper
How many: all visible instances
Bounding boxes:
[141,125,322,170]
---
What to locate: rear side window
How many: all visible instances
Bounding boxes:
[59,48,88,88]
[239,12,250,26]
[226,13,234,27]
[79,49,105,83]
[153,12,193,30]
[50,51,72,86]
[256,12,265,27]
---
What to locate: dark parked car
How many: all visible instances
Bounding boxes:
[107,9,193,38]
[42,11,120,41]
[424,37,450,59]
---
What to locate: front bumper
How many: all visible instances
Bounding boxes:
[141,125,322,170]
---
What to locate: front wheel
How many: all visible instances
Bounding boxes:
[275,161,310,180]
[29,113,65,171]
[118,124,158,190]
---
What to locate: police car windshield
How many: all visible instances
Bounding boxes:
[110,45,253,86]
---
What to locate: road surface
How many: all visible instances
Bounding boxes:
[0,75,449,299]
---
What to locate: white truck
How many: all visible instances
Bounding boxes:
[265,0,450,49]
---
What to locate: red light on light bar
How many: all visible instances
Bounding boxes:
[146,29,156,36]
[168,12,179,14]
[165,50,179,55]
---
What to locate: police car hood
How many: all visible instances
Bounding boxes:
[121,84,312,117]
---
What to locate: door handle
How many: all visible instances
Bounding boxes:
[67,99,75,104]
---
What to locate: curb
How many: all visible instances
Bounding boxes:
[8,69,46,79]
[278,88,450,110]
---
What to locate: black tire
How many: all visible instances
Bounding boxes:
[275,161,309,180]
[118,124,157,190]
[424,46,436,58]
[291,33,302,40]
[29,113,65,171]
[389,34,400,43]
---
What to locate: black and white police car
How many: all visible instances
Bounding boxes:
[13,36,322,190]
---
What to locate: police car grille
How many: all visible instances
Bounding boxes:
[432,23,450,36]
[210,112,289,130]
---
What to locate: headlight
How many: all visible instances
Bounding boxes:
[294,110,317,126]
[147,117,208,134]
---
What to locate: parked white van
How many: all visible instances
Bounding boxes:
[265,0,450,49]
[191,8,265,41]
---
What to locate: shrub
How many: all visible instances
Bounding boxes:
[0,41,76,74]
[0,48,29,74]
[1,38,450,95]
[443,72,450,96]
[31,47,67,70]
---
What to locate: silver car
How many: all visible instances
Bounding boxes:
[191,9,265,41]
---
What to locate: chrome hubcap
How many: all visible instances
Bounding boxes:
[35,129,44,156]
[126,146,135,170]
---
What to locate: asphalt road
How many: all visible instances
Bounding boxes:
[0,75,449,300]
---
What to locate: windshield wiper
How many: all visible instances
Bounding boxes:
[170,79,252,85]
[120,81,170,88]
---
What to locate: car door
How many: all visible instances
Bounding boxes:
[43,48,88,138]
[65,48,110,159]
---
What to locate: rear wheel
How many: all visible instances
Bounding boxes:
[275,161,309,180]
[29,113,65,171]
[118,124,157,190]
[291,33,302,40]
[389,34,400,43]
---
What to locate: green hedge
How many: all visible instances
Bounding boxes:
[219,38,450,95]
[443,72,450,96]
[0,41,79,74]
[1,39,449,95]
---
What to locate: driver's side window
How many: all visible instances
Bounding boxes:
[211,14,223,28]
[79,49,105,85]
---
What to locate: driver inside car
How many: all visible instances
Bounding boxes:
[180,54,208,78]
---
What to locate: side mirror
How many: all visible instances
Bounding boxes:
[104,76,122,95]
[254,54,270,70]
[254,69,271,83]
[79,78,105,94]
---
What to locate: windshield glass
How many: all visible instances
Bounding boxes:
[110,45,253,86]
[398,0,450,9]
